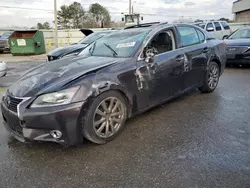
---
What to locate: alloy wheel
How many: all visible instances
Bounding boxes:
[208,64,219,90]
[93,97,125,139]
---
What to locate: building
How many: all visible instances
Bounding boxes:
[232,0,250,22]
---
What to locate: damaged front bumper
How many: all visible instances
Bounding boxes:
[1,100,85,146]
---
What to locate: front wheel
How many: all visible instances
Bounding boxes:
[198,61,220,93]
[81,91,128,144]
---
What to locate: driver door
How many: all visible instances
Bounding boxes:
[135,28,186,110]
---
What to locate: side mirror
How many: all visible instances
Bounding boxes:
[223,35,228,40]
[141,16,143,21]
[207,27,214,32]
[143,47,157,63]
[122,18,124,22]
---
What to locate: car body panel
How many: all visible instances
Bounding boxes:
[2,23,226,146]
[224,30,250,64]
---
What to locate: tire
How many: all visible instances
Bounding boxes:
[198,61,220,93]
[81,90,128,144]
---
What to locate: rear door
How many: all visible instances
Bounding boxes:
[220,21,231,37]
[177,25,209,89]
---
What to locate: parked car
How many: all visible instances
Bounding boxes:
[194,21,231,39]
[1,23,226,146]
[0,31,13,53]
[47,29,114,61]
[224,27,250,65]
[0,61,7,77]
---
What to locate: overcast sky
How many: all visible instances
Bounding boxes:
[0,0,235,28]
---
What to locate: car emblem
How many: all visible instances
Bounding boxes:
[228,48,236,51]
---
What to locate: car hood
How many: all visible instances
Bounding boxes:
[8,56,127,97]
[225,39,250,47]
[47,44,88,56]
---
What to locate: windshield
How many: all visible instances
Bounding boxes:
[1,31,13,39]
[78,32,110,44]
[228,28,250,39]
[79,30,149,58]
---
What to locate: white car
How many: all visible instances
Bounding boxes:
[194,21,231,40]
[0,61,7,77]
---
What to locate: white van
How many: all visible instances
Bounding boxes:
[194,21,231,40]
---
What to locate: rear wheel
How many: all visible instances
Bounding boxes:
[81,91,128,144]
[199,61,220,93]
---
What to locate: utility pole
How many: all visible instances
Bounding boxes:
[54,0,58,47]
[129,0,131,14]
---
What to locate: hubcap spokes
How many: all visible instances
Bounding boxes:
[93,97,125,138]
[208,65,219,89]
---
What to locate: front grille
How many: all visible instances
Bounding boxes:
[4,95,23,113]
[0,40,7,45]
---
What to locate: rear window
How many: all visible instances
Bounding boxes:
[177,26,200,47]
[221,22,230,30]
[214,22,222,31]
[197,29,205,43]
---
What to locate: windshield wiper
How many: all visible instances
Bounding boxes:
[89,41,97,55]
[103,42,118,57]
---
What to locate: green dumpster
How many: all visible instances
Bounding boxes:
[9,30,46,55]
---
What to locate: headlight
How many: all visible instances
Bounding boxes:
[30,86,80,108]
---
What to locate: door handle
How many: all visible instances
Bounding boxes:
[203,47,210,53]
[176,55,185,62]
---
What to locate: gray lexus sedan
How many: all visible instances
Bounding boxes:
[1,23,226,146]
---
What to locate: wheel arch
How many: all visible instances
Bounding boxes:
[209,56,222,74]
[92,82,134,118]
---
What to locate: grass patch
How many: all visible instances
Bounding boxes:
[0,87,6,94]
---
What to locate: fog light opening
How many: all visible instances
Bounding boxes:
[50,130,62,139]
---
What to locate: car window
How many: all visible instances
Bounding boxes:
[177,26,200,47]
[206,23,214,32]
[221,22,230,30]
[147,30,175,55]
[196,29,205,43]
[228,28,250,39]
[79,30,150,58]
[214,22,222,31]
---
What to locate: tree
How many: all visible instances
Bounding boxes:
[89,3,111,28]
[57,5,72,29]
[194,19,203,23]
[37,22,51,29]
[219,18,233,23]
[69,2,85,28]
